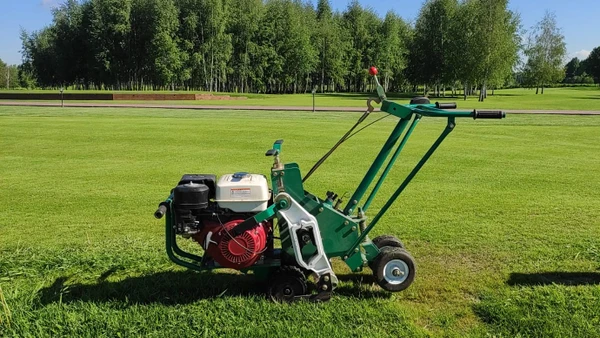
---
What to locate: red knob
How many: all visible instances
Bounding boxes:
[369,66,378,76]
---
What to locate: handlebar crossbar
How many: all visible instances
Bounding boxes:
[380,101,505,120]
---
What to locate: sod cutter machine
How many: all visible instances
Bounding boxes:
[154,67,505,302]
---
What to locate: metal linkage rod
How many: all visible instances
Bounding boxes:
[343,118,411,215]
[362,114,422,212]
[345,117,456,256]
[165,207,205,271]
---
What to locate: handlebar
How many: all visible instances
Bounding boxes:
[154,204,167,219]
[368,66,505,121]
[402,104,505,120]
[473,110,506,119]
[377,99,506,120]
[435,102,457,109]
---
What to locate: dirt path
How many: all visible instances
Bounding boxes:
[1,101,599,115]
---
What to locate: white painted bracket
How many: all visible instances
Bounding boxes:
[276,193,334,278]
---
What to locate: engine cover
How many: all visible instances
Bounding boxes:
[215,173,270,213]
[194,219,271,269]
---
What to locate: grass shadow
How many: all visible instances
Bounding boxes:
[507,272,600,286]
[333,273,392,299]
[38,269,390,306]
[38,270,264,306]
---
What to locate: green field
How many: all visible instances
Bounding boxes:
[1,107,599,337]
[1,86,600,111]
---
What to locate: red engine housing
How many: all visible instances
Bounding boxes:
[194,219,271,269]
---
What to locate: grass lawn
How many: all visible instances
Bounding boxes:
[0,107,599,337]
[1,86,600,111]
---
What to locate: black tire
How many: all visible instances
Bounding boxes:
[369,235,405,270]
[267,266,307,302]
[372,247,416,292]
[372,235,404,249]
[409,96,430,104]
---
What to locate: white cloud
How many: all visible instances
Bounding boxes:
[571,49,591,60]
[41,0,60,9]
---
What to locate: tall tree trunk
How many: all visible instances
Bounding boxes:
[321,38,325,93]
[210,51,214,92]
[321,66,325,93]
[463,83,467,100]
[384,74,389,92]
[478,82,486,102]
[541,85,544,94]
[536,87,539,94]
[203,62,208,91]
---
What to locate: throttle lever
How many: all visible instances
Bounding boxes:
[265,149,279,156]
[367,97,381,112]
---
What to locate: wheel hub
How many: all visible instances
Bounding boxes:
[383,259,409,285]
[391,267,404,277]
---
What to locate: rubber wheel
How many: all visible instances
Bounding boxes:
[267,266,307,302]
[372,247,416,292]
[369,235,405,270]
[372,235,404,249]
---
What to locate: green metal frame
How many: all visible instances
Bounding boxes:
[158,77,499,276]
[162,192,288,278]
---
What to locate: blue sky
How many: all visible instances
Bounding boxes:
[0,0,598,65]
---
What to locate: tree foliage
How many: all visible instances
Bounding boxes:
[314,0,348,92]
[565,57,580,79]
[522,11,566,93]
[377,12,411,91]
[471,0,521,100]
[19,0,529,94]
[406,0,457,91]
[586,47,600,84]
[0,59,20,89]
[407,0,520,100]
[563,57,594,84]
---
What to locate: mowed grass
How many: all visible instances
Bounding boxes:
[2,86,600,111]
[0,107,599,337]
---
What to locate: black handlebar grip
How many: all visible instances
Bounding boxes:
[435,102,457,109]
[473,110,506,119]
[154,204,167,219]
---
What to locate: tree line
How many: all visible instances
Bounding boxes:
[13,0,600,97]
[20,0,414,94]
[0,60,20,89]
[563,48,600,85]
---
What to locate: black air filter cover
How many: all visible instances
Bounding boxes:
[178,174,216,198]
[173,182,210,209]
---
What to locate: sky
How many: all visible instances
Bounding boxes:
[0,0,598,65]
